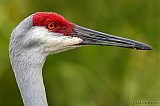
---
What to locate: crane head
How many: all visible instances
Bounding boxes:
[11,12,152,56]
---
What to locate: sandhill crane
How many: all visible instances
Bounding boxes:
[9,12,152,106]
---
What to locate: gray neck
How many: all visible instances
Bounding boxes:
[10,49,48,106]
[9,15,48,106]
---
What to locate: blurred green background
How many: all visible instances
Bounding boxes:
[0,0,159,106]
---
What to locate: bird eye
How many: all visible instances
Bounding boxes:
[46,22,56,30]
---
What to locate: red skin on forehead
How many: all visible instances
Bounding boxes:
[32,12,74,35]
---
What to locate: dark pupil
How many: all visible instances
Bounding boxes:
[50,24,53,27]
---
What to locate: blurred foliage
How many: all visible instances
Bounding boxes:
[0,0,159,106]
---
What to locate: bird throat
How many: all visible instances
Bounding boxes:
[10,49,48,106]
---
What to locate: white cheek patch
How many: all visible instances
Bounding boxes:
[45,36,83,54]
[61,36,83,46]
[27,26,83,54]
[46,36,82,46]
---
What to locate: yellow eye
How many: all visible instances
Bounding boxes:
[46,22,55,30]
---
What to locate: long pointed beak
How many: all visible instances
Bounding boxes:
[73,25,152,50]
